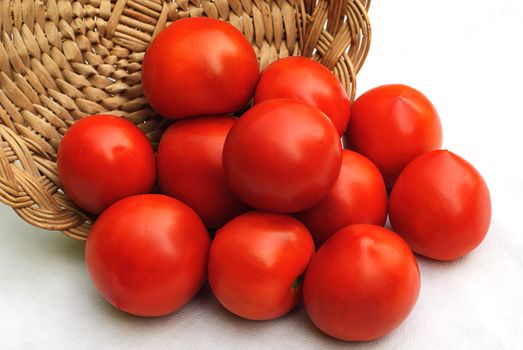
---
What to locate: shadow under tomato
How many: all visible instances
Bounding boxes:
[297,305,397,348]
[89,282,219,325]
[415,252,473,270]
[89,276,402,348]
[202,286,396,347]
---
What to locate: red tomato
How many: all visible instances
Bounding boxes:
[57,115,155,214]
[142,17,259,119]
[223,99,342,213]
[86,194,210,317]
[296,150,388,246]
[208,211,315,320]
[389,150,491,261]
[346,84,442,188]
[254,56,350,135]
[304,224,420,341]
[157,116,248,229]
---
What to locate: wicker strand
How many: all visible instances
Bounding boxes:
[0,0,371,240]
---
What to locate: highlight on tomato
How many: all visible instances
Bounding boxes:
[303,224,420,341]
[254,56,351,135]
[142,17,260,119]
[208,211,315,320]
[157,116,249,229]
[296,149,388,246]
[346,84,442,188]
[86,194,211,317]
[389,150,491,261]
[57,115,155,215]
[223,99,342,213]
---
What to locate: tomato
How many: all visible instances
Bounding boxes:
[208,211,315,320]
[142,17,259,119]
[254,56,350,135]
[157,116,248,229]
[223,99,342,213]
[296,150,388,246]
[57,115,155,214]
[389,150,491,261]
[86,194,210,317]
[346,84,442,188]
[303,224,420,341]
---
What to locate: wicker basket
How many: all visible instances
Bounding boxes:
[0,0,371,240]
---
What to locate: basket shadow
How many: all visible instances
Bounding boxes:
[1,204,85,264]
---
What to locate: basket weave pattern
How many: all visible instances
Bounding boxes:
[0,0,371,240]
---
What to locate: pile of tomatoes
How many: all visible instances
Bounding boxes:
[56,18,491,341]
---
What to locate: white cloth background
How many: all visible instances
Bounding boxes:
[1,0,522,349]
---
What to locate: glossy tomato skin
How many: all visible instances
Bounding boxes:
[254,56,350,135]
[86,194,210,317]
[296,150,388,246]
[223,99,342,213]
[57,115,155,214]
[304,224,420,341]
[389,150,491,261]
[346,84,442,188]
[142,17,259,119]
[157,116,248,229]
[208,211,315,320]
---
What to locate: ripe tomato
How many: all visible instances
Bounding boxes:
[208,211,315,320]
[142,17,259,119]
[86,194,210,317]
[346,84,442,188]
[223,99,342,213]
[304,224,420,341]
[157,116,248,229]
[296,150,388,246]
[254,56,350,135]
[57,115,155,214]
[389,150,491,261]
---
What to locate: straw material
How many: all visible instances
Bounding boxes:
[0,0,371,240]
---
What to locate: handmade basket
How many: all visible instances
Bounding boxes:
[0,0,371,240]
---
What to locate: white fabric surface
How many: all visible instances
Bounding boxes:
[1,0,522,348]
